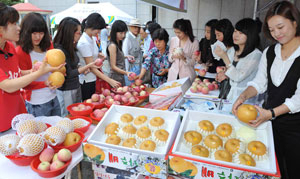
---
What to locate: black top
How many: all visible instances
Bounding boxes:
[264,44,300,122]
[199,38,225,73]
[54,44,80,91]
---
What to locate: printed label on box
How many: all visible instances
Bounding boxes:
[83,143,168,178]
[168,156,269,179]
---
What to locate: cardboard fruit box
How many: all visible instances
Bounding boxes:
[168,110,280,178]
[149,77,191,103]
[84,105,181,178]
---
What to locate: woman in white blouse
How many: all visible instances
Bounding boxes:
[214,18,262,101]
[232,2,300,178]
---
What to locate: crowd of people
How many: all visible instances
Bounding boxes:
[1,1,300,178]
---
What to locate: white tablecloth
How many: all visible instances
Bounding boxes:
[0,116,95,179]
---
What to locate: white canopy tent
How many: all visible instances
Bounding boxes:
[50,2,134,27]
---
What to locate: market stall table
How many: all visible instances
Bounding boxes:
[0,117,95,179]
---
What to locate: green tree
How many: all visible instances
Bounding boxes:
[0,0,24,6]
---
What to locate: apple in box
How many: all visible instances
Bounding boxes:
[129,97,137,103]
[140,90,147,96]
[50,160,65,171]
[196,85,203,93]
[124,92,132,99]
[190,86,197,93]
[132,91,139,97]
[208,83,215,90]
[106,98,114,105]
[39,148,55,162]
[105,95,112,100]
[114,94,122,101]
[116,87,123,93]
[91,94,99,102]
[94,109,105,119]
[140,85,146,90]
[133,86,141,93]
[123,86,129,92]
[95,58,104,66]
[121,96,128,104]
[113,101,121,105]
[57,148,72,162]
[110,92,115,97]
[201,86,209,94]
[38,161,51,171]
[102,89,111,97]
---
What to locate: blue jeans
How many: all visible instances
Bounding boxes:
[26,96,61,117]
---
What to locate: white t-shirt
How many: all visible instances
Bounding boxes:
[248,43,300,113]
[28,51,56,105]
[77,32,99,84]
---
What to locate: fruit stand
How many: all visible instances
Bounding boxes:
[0,116,96,179]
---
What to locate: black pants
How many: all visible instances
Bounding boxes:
[272,118,300,179]
[80,81,96,101]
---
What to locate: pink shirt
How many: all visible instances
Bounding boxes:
[167,36,199,82]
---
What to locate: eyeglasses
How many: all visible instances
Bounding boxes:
[0,49,13,60]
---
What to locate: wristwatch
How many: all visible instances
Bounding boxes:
[270,109,276,120]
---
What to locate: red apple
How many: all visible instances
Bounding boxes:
[208,84,215,90]
[129,73,137,80]
[196,85,203,93]
[132,91,139,97]
[91,94,99,102]
[190,86,197,93]
[129,97,137,103]
[140,90,146,96]
[135,79,143,86]
[201,86,209,94]
[102,89,111,96]
[113,101,121,105]
[106,99,114,105]
[121,96,129,104]
[124,92,132,99]
[123,86,129,92]
[133,86,141,93]
[140,85,146,90]
[116,87,123,93]
[194,50,200,56]
[237,104,258,124]
[114,94,122,101]
[105,95,112,100]
[203,79,210,83]
[95,58,104,66]
[85,99,92,103]
[194,78,201,82]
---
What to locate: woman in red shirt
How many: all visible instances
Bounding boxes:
[0,3,63,132]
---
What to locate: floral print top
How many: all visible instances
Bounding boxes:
[142,46,171,88]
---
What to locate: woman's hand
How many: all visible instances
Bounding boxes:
[214,45,226,59]
[45,80,61,90]
[157,68,168,76]
[232,95,247,116]
[126,55,135,63]
[108,79,121,89]
[215,71,227,82]
[38,57,66,75]
[248,106,272,128]
[98,52,106,59]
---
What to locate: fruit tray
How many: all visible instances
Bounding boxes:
[87,105,181,158]
[185,85,220,100]
[170,110,278,176]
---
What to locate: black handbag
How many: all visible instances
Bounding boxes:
[218,78,231,99]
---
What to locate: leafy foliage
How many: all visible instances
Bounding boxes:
[0,0,24,6]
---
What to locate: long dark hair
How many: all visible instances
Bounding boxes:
[0,3,19,27]
[53,17,80,60]
[234,18,260,58]
[206,19,218,44]
[263,1,300,41]
[173,18,195,42]
[18,12,51,53]
[215,19,234,47]
[107,20,128,55]
[81,13,106,32]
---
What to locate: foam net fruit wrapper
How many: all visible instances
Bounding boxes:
[17,134,44,156]
[11,113,35,130]
[43,126,66,146]
[0,134,20,156]
[16,119,39,137]
[72,118,89,129]
[56,118,74,133]
[36,121,48,134]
